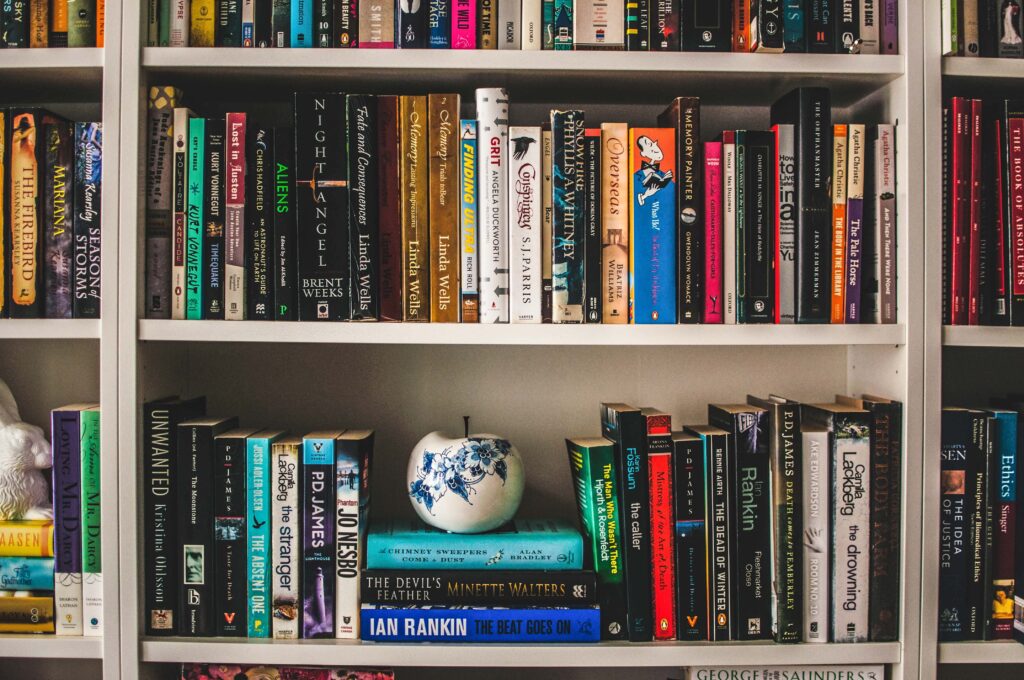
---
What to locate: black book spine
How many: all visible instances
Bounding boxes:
[807,0,833,53]
[335,0,357,45]
[272,0,291,45]
[217,0,243,45]
[294,93,351,321]
[966,415,990,639]
[756,0,784,50]
[214,434,248,636]
[707,428,731,640]
[2,0,27,46]
[980,0,999,57]
[584,130,601,323]
[680,0,730,50]
[834,0,857,52]
[72,121,102,319]
[624,0,648,50]
[316,0,334,46]
[660,99,703,323]
[255,0,274,45]
[773,402,803,642]
[361,570,598,605]
[273,127,298,321]
[652,0,679,50]
[675,434,707,640]
[398,0,428,46]
[736,130,775,323]
[939,409,975,641]
[204,121,226,320]
[866,400,899,641]
[178,424,212,636]
[246,127,273,320]
[44,120,74,319]
[143,400,181,635]
[347,95,379,320]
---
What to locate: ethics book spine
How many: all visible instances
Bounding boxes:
[704,141,723,323]
[510,126,543,323]
[674,432,707,640]
[218,0,243,45]
[551,110,586,323]
[735,130,775,324]
[335,0,357,45]
[460,120,480,322]
[645,413,675,640]
[169,0,189,45]
[573,0,623,49]
[246,127,272,320]
[429,94,461,322]
[834,0,856,52]
[400,95,429,322]
[213,433,248,637]
[80,408,101,636]
[542,127,554,321]
[722,131,737,323]
[988,411,1016,639]
[291,0,314,44]
[203,121,226,320]
[191,0,216,45]
[9,111,45,318]
[52,409,83,635]
[477,88,510,321]
[247,434,273,638]
[270,0,289,45]
[68,0,96,45]
[271,438,301,639]
[315,0,332,46]
[0,558,55,591]
[225,112,247,320]
[348,97,379,320]
[583,128,602,323]
[178,422,217,636]
[335,431,374,639]
[652,0,678,49]
[358,0,396,45]
[859,0,877,53]
[844,123,866,323]
[72,122,102,320]
[429,0,450,46]
[830,124,849,323]
[303,434,338,638]
[144,87,180,319]
[522,0,541,47]
[939,409,975,641]
[802,424,829,642]
[295,93,350,321]
[706,428,731,640]
[451,0,476,46]
[875,124,896,324]
[1006,103,1024,325]
[171,109,191,319]
[0,597,55,633]
[600,123,628,323]
[378,96,403,321]
[966,416,989,639]
[44,121,74,319]
[361,571,598,605]
[361,606,601,642]
[775,124,796,324]
[185,118,206,321]
[497,0,520,47]
[398,0,428,45]
[752,0,783,51]
[680,0,730,50]
[551,0,570,48]
[830,411,871,642]
[272,127,297,320]
[808,0,832,52]
[784,0,804,51]
[629,127,676,323]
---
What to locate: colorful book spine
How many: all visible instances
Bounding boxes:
[72,122,102,320]
[451,0,476,47]
[271,436,301,639]
[732,0,748,50]
[44,120,74,319]
[243,0,256,43]
[551,110,586,323]
[378,96,403,321]
[722,131,737,324]
[247,431,276,638]
[191,0,216,44]
[398,0,427,45]
[68,0,96,45]
[802,424,829,642]
[704,141,723,323]
[653,0,679,49]
[292,0,313,45]
[880,0,896,53]
[145,87,181,319]
[52,407,83,635]
[581,129,601,323]
[784,0,805,51]
[629,127,677,324]
[0,522,54,557]
[361,606,601,642]
[510,126,543,323]
[0,558,54,591]
[9,111,45,318]
[171,109,191,320]
[600,123,628,323]
[225,112,247,320]
[185,118,206,321]
[552,0,571,48]
[273,128,298,320]
[348,97,379,321]
[874,124,897,324]
[0,596,55,633]
[830,124,849,323]
[52,0,69,46]
[303,432,340,638]
[542,127,554,321]
[213,430,250,637]
[775,124,796,324]
[645,411,675,640]
[844,124,866,323]
[477,88,511,322]
[460,120,480,322]
[335,430,374,639]
[246,127,272,320]
[361,571,597,605]
[80,408,101,636]
[989,410,1016,639]
[218,0,243,45]
[0,112,4,318]
[429,94,461,323]
[542,0,555,48]
[675,430,707,640]
[203,121,226,319]
[400,95,429,322]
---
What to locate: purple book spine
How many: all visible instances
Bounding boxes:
[302,435,337,638]
[52,409,83,634]
[45,121,74,319]
[880,0,898,54]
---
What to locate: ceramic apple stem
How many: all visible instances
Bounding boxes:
[463,415,470,438]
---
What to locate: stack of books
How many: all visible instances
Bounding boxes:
[0,520,55,633]
[361,518,599,642]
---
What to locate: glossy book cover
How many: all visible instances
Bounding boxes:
[629,127,676,323]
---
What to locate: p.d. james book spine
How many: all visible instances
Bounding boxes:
[213,429,251,637]
[629,127,677,324]
[217,0,243,45]
[844,124,866,323]
[191,0,216,45]
[775,124,796,324]
[674,430,707,640]
[45,120,74,319]
[735,130,775,324]
[680,0,730,50]
[303,432,340,638]
[552,110,586,323]
[361,570,598,605]
[802,423,828,642]
[0,596,55,633]
[542,127,554,321]
[271,436,301,639]
[9,111,45,318]
[52,407,84,635]
[460,120,480,322]
[0,558,55,591]
[203,120,226,320]
[335,430,375,639]
[400,95,429,322]
[248,430,284,638]
[429,94,461,323]
[477,88,511,322]
[273,127,297,320]
[510,126,543,323]
[185,118,206,321]
[348,96,380,321]
[451,0,476,47]
[808,0,833,52]
[752,0,783,51]
[295,93,351,321]
[335,0,357,45]
[939,408,977,641]
[225,112,247,320]
[830,124,848,323]
[246,126,272,320]
[378,96,403,321]
[652,0,678,49]
[68,0,96,46]
[644,411,675,640]
[583,128,601,323]
[704,141,723,323]
[601,123,628,323]
[72,122,102,320]
[398,0,428,46]
[361,606,601,642]
[79,408,101,636]
[145,87,181,319]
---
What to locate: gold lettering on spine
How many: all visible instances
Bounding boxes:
[11,114,38,306]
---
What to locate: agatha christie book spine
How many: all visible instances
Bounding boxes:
[601,122,629,323]
[273,127,297,320]
[185,118,206,321]
[44,120,74,319]
[271,436,301,639]
[583,128,601,323]
[0,596,54,633]
[225,111,247,320]
[674,430,707,640]
[303,432,340,638]
[348,96,379,321]
[335,430,374,639]
[400,95,429,322]
[644,410,675,640]
[213,429,252,637]
[460,120,480,322]
[378,96,402,321]
[80,407,101,636]
[145,86,181,319]
[844,124,866,323]
[510,125,542,323]
[248,430,284,638]
[429,94,460,323]
[552,110,586,323]
[830,125,849,323]
[52,407,83,635]
[361,571,598,605]
[477,88,510,322]
[629,127,677,324]
[203,120,226,320]
[73,121,102,320]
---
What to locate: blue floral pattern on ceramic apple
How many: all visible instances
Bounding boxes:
[409,437,513,513]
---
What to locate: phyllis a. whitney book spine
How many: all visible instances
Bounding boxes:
[477,88,510,322]
[552,110,586,323]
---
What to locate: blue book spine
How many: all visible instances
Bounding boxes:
[291,0,314,45]
[303,434,337,638]
[783,0,805,52]
[630,129,677,324]
[186,118,205,320]
[428,0,450,46]
[361,606,601,642]
[0,558,55,591]
[552,0,571,49]
[246,435,272,638]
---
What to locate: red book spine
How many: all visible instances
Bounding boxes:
[994,121,1008,319]
[704,142,723,323]
[378,96,403,321]
[968,100,983,325]
[951,98,970,325]
[647,414,675,640]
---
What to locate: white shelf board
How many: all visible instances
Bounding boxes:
[0,48,104,96]
[139,320,906,346]
[142,639,902,667]
[0,319,101,340]
[942,326,1024,347]
[942,57,1024,80]
[938,641,1024,664]
[0,48,103,70]
[0,634,103,659]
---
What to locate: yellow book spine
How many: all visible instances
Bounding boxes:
[0,596,55,633]
[190,0,216,47]
[0,522,55,558]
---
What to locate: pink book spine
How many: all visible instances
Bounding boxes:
[451,0,477,48]
[225,112,247,321]
[703,141,724,323]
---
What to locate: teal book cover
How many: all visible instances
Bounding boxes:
[186,118,205,320]
[246,431,284,638]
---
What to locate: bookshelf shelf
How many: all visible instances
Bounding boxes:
[0,48,104,94]
[941,56,1024,80]
[0,635,104,659]
[937,641,1024,664]
[943,326,1024,347]
[0,320,102,340]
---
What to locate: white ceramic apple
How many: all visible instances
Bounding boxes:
[407,430,525,534]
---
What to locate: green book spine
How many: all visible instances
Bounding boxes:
[186,118,206,320]
[148,0,160,45]
[68,0,97,46]
[160,0,172,44]
[80,408,102,636]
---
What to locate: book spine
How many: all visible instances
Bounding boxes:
[969,102,983,325]
[723,131,737,324]
[295,93,350,321]
[44,121,74,319]
[522,0,541,47]
[460,121,480,322]
[68,0,96,45]
[190,0,216,45]
[247,437,272,638]
[429,94,461,323]
[52,410,83,635]
[752,0,783,51]
[954,99,972,325]
[858,0,877,53]
[72,122,102,320]
[253,0,272,45]
[704,142,723,323]
[736,130,775,323]
[314,0,331,46]
[961,0,977,55]
[866,402,897,641]
[680,0,730,50]
[32,8,50,59]
[0,597,55,633]
[732,0,747,50]
[651,0,678,49]
[398,0,428,45]
[647,419,675,639]
[400,95,429,322]
[880,0,896,53]
[830,125,848,323]
[241,0,255,43]
[1006,106,1024,325]
[600,123,629,323]
[378,96,403,321]
[361,606,601,642]
[583,129,602,323]
[477,89,511,322]
[831,414,871,642]
[989,413,1016,639]
[783,0,804,51]
[876,125,896,324]
[775,124,796,324]
[676,435,707,639]
[0,111,4,318]
[179,423,212,636]
[510,126,543,323]
[79,409,101,636]
[271,0,289,45]
[0,558,55,591]
[803,426,829,642]
[361,571,598,605]
[772,403,802,642]
[143,403,177,634]
[225,112,247,320]
[552,0,570,48]
[451,0,476,46]
[624,0,640,49]
[966,417,989,638]
[336,0,358,45]
[214,436,247,637]
[145,87,179,319]
[303,436,336,638]
[52,0,70,46]
[246,127,272,320]
[572,0,623,48]
[429,0,450,46]
[203,121,226,320]
[348,97,379,321]
[0,523,54,557]
[185,118,206,321]
[940,411,972,641]
[542,127,554,321]
[292,0,314,45]
[629,127,677,323]
[834,0,856,52]
[271,441,300,638]
[807,0,832,52]
[335,434,373,639]
[218,0,243,45]
[169,0,189,44]
[708,431,731,640]
[845,123,866,323]
[498,0,520,47]
[9,111,43,318]
[672,100,703,323]
[357,0,394,45]
[731,411,773,640]
[551,110,586,323]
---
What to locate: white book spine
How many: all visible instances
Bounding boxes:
[572,0,624,48]
[859,0,879,54]
[171,108,191,320]
[498,0,521,48]
[509,127,542,323]
[521,0,542,48]
[55,576,83,635]
[170,0,190,46]
[962,0,979,56]
[476,88,510,323]
[941,0,953,55]
[723,137,737,324]
[802,427,829,643]
[83,573,103,636]
[831,425,870,642]
[776,125,796,324]
[271,442,300,639]
[687,666,884,680]
[335,441,362,639]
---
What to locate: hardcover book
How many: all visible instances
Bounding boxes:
[680,0,730,50]
[225,112,247,320]
[270,435,301,639]
[203,120,226,320]
[348,96,380,321]
[583,129,602,323]
[80,407,102,636]
[429,94,461,323]
[335,0,357,45]
[775,124,796,324]
[601,123,629,323]
[510,126,542,323]
[145,86,182,319]
[44,120,73,319]
[735,130,776,323]
[335,430,375,639]
[801,422,829,642]
[986,409,1016,639]
[643,409,674,640]
[52,405,89,635]
[400,95,429,322]
[378,96,402,321]
[551,110,586,323]
[246,127,273,321]
[185,118,206,321]
[784,0,804,51]
[249,430,286,638]
[460,120,480,322]
[629,127,677,323]
[273,127,298,320]
[361,570,598,605]
[704,141,723,323]
[0,558,54,591]
[477,88,511,322]
[303,431,343,638]
[213,428,258,638]
[675,429,708,640]
[361,605,601,642]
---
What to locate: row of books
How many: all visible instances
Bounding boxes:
[143,86,897,325]
[146,0,898,53]
[180,668,393,680]
[942,0,1024,57]
[0,403,102,635]
[568,397,902,643]
[942,97,1023,326]
[939,401,1024,643]
[0,112,103,319]
[0,0,104,48]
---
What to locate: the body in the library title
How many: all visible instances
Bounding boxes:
[0,0,103,48]
[943,0,1024,57]
[146,0,897,53]
[144,86,897,325]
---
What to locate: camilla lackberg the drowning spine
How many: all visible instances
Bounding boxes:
[361,605,600,642]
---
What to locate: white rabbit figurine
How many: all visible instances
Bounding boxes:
[0,379,52,520]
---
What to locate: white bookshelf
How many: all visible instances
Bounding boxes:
[938,642,1024,665]
[943,326,1024,348]
[0,634,104,659]
[0,320,102,340]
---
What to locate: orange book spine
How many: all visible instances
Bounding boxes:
[733,0,749,51]
[97,0,105,46]
[830,124,849,324]
[29,1,48,47]
[0,522,55,558]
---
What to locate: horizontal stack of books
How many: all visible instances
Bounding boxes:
[0,113,103,320]
[145,86,897,326]
[0,520,55,633]
[147,0,898,53]
[180,665,394,679]
[0,1,103,47]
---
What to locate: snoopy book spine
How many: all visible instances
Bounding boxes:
[628,127,676,323]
